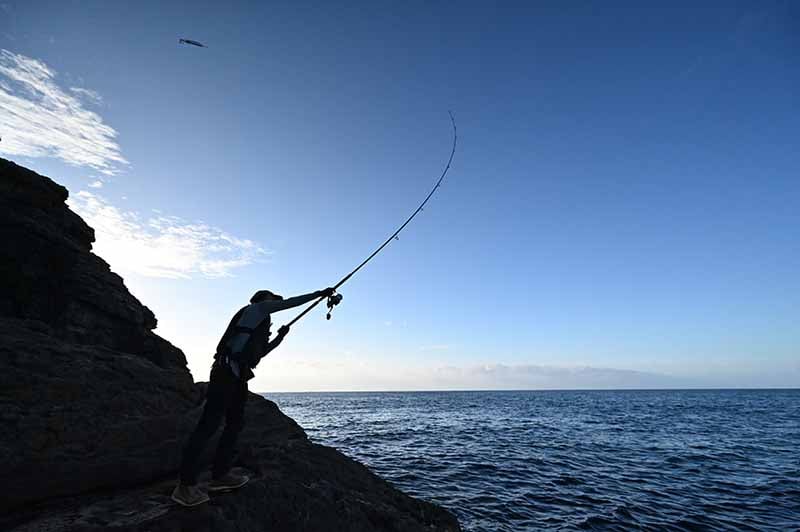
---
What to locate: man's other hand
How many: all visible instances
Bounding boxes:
[277,325,290,337]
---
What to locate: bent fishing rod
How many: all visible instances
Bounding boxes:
[283,111,458,328]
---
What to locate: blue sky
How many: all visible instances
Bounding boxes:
[1,1,798,390]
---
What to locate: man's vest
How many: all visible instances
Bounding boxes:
[215,304,271,369]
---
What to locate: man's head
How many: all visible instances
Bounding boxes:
[250,290,284,303]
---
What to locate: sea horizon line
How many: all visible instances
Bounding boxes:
[259,387,799,394]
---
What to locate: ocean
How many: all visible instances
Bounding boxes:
[263,390,800,531]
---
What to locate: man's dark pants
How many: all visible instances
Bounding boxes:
[179,361,247,485]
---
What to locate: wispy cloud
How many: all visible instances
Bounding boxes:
[428,363,690,390]
[69,86,103,106]
[0,49,125,174]
[68,191,266,279]
[88,179,104,188]
[250,358,695,392]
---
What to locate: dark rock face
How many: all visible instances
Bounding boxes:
[0,158,460,532]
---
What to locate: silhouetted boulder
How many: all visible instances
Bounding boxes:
[0,157,460,532]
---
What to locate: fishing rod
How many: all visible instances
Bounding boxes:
[283,111,458,328]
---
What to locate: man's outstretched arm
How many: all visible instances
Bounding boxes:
[255,288,334,314]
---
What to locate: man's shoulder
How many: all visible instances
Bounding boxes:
[243,301,273,322]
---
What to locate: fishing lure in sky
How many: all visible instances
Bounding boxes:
[179,38,207,48]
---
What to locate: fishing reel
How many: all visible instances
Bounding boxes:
[326,291,343,320]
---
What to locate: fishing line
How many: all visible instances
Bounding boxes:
[283,111,458,328]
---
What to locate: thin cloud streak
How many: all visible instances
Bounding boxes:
[69,191,266,279]
[252,359,698,392]
[429,363,692,390]
[0,49,125,174]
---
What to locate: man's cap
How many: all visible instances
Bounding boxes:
[250,290,282,303]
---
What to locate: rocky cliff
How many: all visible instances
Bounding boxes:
[0,157,460,532]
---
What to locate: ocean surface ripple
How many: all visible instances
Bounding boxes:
[265,389,800,531]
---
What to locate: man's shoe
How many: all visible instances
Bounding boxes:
[171,482,210,507]
[208,471,249,492]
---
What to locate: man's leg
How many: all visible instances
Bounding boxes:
[208,374,249,490]
[178,364,232,485]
